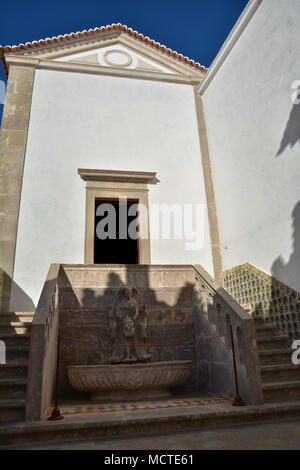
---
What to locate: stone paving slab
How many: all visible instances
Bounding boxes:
[1,398,300,448]
[13,419,300,450]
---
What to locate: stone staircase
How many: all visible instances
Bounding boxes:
[0,312,34,422]
[254,316,300,403]
[0,303,300,428]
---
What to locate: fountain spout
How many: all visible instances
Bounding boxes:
[108,286,152,364]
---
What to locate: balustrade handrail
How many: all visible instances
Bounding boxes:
[26,263,62,421]
[194,264,264,405]
[193,264,251,323]
[32,264,61,325]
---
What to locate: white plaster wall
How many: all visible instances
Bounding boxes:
[202,0,300,292]
[13,70,213,307]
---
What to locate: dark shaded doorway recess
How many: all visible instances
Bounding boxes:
[94,199,139,264]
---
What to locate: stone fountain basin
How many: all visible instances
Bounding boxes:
[68,361,192,402]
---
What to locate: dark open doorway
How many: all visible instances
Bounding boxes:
[94,199,139,264]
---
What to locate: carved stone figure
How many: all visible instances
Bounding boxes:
[108,286,152,364]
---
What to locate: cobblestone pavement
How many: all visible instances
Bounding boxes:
[14,420,300,450]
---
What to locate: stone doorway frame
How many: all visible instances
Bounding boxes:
[78,169,156,264]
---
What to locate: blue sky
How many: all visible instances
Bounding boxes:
[0,0,248,117]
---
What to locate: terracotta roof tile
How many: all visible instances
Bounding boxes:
[0,23,207,78]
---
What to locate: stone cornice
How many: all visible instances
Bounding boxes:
[78,169,157,185]
[12,30,120,59]
[5,54,202,85]
[8,32,201,77]
[118,35,203,77]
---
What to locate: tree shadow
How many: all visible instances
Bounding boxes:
[270,201,300,340]
[271,201,300,294]
[276,98,300,157]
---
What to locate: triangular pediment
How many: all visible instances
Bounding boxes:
[55,42,176,75]
[2,27,207,81]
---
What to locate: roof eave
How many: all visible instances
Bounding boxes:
[0,24,207,79]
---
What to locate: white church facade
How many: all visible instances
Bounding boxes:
[0,0,300,430]
[1,0,299,335]
[1,0,300,333]
[1,21,214,311]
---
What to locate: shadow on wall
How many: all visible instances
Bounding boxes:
[276,97,300,157]
[25,262,263,423]
[271,201,300,293]
[0,269,35,312]
[57,267,196,399]
[269,200,300,341]
[56,266,248,402]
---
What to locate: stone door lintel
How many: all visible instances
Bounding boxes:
[78,168,156,264]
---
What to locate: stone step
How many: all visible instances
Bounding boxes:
[0,313,34,323]
[255,325,277,337]
[262,380,300,403]
[2,400,300,448]
[0,333,30,347]
[4,345,30,362]
[0,361,28,378]
[258,349,293,365]
[0,377,27,399]
[0,398,25,423]
[260,364,300,383]
[257,336,290,351]
[0,323,32,334]
[253,315,265,326]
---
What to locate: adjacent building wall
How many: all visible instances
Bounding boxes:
[12,70,213,307]
[202,0,300,293]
